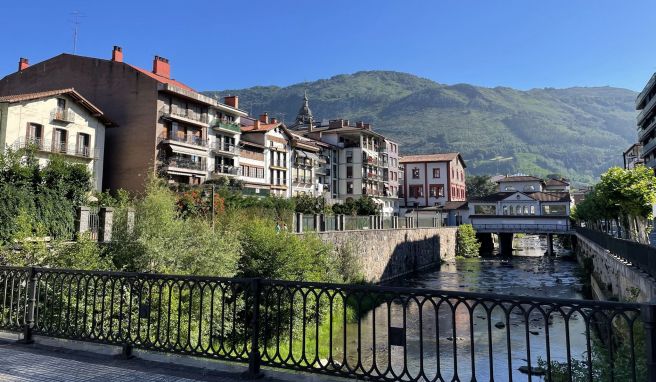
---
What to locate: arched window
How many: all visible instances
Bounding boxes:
[523,206,529,215]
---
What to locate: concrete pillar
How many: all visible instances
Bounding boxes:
[477,233,494,254]
[377,215,383,229]
[314,214,322,232]
[126,207,135,234]
[98,207,114,243]
[498,233,514,256]
[75,206,90,234]
[432,217,438,228]
[546,234,554,256]
[333,215,340,231]
[407,217,415,228]
[369,215,375,230]
[339,215,346,231]
[296,212,303,233]
[392,216,399,229]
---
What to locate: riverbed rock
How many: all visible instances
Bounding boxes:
[518,365,546,375]
[476,315,486,320]
[530,330,540,335]
[495,321,506,329]
[446,336,465,342]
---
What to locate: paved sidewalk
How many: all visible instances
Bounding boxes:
[0,340,340,382]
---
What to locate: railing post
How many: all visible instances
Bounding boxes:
[296,212,303,233]
[244,278,263,379]
[369,215,375,229]
[643,303,656,382]
[334,214,340,231]
[98,207,114,243]
[126,207,135,234]
[20,267,37,344]
[314,214,322,232]
[75,206,90,234]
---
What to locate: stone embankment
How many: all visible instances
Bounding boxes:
[312,227,457,283]
[575,233,656,302]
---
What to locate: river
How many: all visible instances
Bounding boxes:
[338,234,588,381]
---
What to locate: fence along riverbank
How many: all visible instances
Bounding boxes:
[0,266,652,381]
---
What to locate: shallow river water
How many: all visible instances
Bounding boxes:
[338,235,588,381]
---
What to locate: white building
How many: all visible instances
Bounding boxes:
[0,88,115,191]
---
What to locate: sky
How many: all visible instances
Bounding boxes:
[2,1,655,92]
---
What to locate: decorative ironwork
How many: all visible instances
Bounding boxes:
[0,266,651,381]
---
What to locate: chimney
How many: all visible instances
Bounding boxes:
[224,95,239,109]
[18,58,29,71]
[259,113,269,124]
[152,56,170,79]
[270,117,278,124]
[254,120,261,130]
[356,121,364,129]
[111,46,123,62]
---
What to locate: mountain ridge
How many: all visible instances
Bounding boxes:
[204,70,638,185]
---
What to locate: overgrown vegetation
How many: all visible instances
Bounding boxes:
[456,224,481,258]
[466,175,498,199]
[331,196,380,216]
[573,166,656,243]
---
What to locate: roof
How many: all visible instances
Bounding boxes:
[241,122,284,133]
[443,201,468,210]
[399,153,465,167]
[496,175,543,183]
[470,191,570,203]
[0,88,116,126]
[128,64,194,92]
[545,179,570,187]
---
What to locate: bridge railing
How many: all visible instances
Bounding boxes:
[576,226,656,280]
[472,223,572,233]
[0,266,652,381]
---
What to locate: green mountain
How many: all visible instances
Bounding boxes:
[204,71,639,185]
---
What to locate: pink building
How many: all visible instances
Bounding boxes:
[400,153,467,208]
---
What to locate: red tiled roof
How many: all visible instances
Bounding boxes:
[399,153,460,163]
[0,88,115,126]
[128,64,195,92]
[241,122,283,133]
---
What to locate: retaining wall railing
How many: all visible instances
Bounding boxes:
[1,266,653,381]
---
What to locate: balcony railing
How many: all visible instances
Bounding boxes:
[213,165,240,176]
[160,106,209,125]
[271,178,287,186]
[270,160,288,168]
[13,138,98,159]
[643,137,656,157]
[293,177,312,184]
[637,94,656,125]
[159,134,209,148]
[50,108,75,123]
[160,157,206,171]
[212,143,240,155]
[211,119,241,133]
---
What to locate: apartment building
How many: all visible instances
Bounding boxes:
[636,73,656,169]
[240,114,292,197]
[0,47,247,193]
[0,88,114,190]
[399,153,467,208]
[623,143,643,170]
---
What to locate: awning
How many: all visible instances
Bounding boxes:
[296,150,308,158]
[306,152,320,161]
[372,198,384,204]
[169,144,208,157]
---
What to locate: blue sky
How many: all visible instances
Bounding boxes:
[2,1,655,91]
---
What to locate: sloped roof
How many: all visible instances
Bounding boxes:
[443,201,468,210]
[0,88,115,126]
[496,175,543,183]
[241,122,284,133]
[400,153,460,163]
[545,178,570,187]
[128,64,194,92]
[470,191,570,203]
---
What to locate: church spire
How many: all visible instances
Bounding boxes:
[295,90,313,126]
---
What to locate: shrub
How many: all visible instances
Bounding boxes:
[456,224,481,258]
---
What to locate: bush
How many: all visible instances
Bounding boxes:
[456,224,481,258]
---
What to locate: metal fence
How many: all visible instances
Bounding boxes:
[344,216,371,230]
[577,227,656,280]
[473,223,572,234]
[1,266,652,381]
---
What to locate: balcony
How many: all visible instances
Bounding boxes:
[13,138,98,159]
[638,95,656,125]
[212,142,240,155]
[159,106,209,127]
[293,158,313,168]
[50,108,75,123]
[293,177,312,184]
[271,178,288,187]
[211,119,241,133]
[159,133,209,150]
[212,165,240,177]
[159,157,206,174]
[270,160,288,169]
[643,138,656,158]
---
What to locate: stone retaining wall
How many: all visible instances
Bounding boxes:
[311,227,457,283]
[575,233,656,302]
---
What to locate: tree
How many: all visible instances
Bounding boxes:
[466,175,497,199]
[456,224,481,258]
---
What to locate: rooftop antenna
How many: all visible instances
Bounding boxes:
[70,11,85,54]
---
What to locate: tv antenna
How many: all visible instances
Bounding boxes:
[70,11,85,54]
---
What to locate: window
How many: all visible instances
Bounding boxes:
[76,133,91,157]
[542,205,567,215]
[346,182,353,194]
[26,123,43,143]
[56,98,66,111]
[429,184,444,197]
[412,167,420,179]
[433,168,441,178]
[409,185,424,198]
[474,205,496,215]
[53,128,68,153]
[346,166,353,178]
[346,151,353,163]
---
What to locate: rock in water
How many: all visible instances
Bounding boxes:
[495,321,506,329]
[518,365,546,375]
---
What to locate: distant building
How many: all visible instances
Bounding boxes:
[636,73,656,169]
[0,88,115,191]
[399,153,467,208]
[623,143,643,170]
[0,47,248,193]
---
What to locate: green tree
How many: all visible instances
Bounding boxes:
[466,175,497,199]
[456,224,481,258]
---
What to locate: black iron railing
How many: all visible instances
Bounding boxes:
[472,223,572,233]
[577,227,656,280]
[0,266,653,381]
